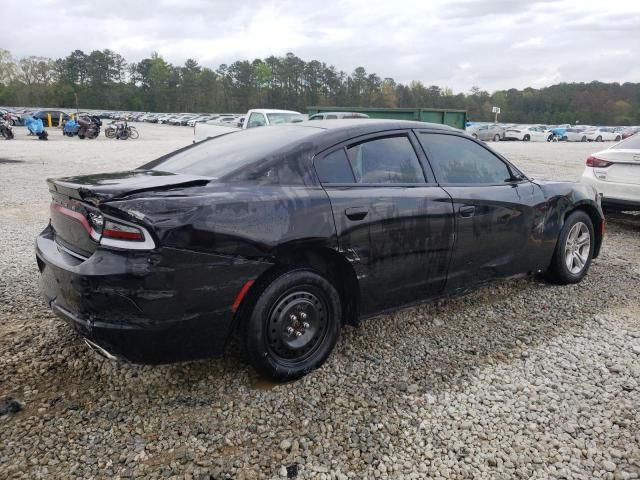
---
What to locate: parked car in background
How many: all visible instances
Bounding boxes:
[580,134,640,211]
[504,125,552,142]
[36,119,604,380]
[583,127,621,142]
[468,124,506,141]
[187,115,215,127]
[548,124,571,141]
[621,126,640,139]
[195,109,304,142]
[309,112,369,120]
[30,110,70,127]
[563,127,590,142]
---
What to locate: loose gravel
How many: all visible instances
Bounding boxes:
[1,125,639,479]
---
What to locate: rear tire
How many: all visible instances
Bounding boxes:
[581,136,587,142]
[615,135,621,141]
[493,134,500,142]
[544,211,594,284]
[523,134,530,141]
[596,135,602,142]
[241,268,341,381]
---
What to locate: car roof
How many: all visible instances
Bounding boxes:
[294,118,457,132]
[258,119,460,152]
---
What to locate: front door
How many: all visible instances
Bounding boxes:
[314,132,455,315]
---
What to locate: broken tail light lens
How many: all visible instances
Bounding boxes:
[102,219,145,241]
[586,156,612,168]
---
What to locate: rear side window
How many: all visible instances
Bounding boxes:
[419,133,512,184]
[315,149,355,183]
[346,135,425,184]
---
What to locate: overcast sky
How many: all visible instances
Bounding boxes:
[2,0,639,92]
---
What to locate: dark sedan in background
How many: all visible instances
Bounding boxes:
[30,110,70,126]
[36,120,605,380]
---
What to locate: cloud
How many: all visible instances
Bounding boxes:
[1,0,638,92]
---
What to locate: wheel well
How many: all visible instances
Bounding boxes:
[268,246,360,325]
[566,205,603,258]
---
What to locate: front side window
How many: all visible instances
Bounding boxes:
[247,112,266,128]
[346,135,425,184]
[419,133,513,184]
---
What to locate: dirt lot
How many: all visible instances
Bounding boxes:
[1,123,639,479]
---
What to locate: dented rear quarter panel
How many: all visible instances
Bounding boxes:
[103,183,339,259]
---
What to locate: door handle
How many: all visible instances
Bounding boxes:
[345,207,369,221]
[459,206,476,218]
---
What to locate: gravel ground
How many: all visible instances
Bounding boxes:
[1,124,639,479]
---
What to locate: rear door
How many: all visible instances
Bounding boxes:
[314,131,455,314]
[416,131,546,292]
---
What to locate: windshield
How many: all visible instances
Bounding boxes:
[266,113,305,124]
[147,125,319,179]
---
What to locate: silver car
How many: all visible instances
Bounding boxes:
[468,124,506,141]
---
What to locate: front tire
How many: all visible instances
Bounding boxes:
[523,134,530,141]
[242,268,341,381]
[493,134,500,142]
[596,135,602,142]
[544,211,594,284]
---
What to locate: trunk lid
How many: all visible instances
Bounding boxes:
[47,170,210,204]
[47,170,210,257]
[594,149,640,185]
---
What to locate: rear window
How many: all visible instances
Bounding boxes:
[147,126,318,179]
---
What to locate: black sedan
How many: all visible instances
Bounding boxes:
[36,120,605,380]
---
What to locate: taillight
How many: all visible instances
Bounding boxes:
[99,217,156,250]
[586,155,612,168]
[102,219,144,241]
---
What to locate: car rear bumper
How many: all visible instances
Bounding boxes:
[580,168,640,210]
[35,225,271,363]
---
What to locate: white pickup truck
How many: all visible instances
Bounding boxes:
[193,109,304,143]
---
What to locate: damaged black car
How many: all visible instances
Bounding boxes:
[36,120,605,380]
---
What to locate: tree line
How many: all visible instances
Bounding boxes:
[1,48,638,125]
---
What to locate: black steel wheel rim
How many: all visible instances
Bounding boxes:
[265,287,329,363]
